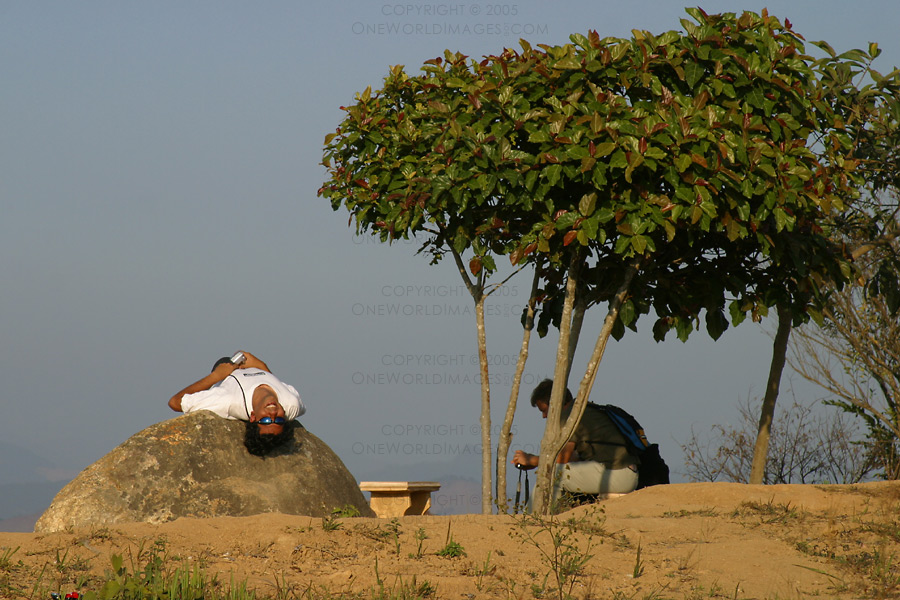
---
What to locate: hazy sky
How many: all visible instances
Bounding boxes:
[3,1,898,507]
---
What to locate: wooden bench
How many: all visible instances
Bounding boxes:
[359,481,441,518]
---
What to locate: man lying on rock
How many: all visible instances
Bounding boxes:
[168,350,305,456]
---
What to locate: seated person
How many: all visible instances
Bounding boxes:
[168,350,305,456]
[512,379,638,508]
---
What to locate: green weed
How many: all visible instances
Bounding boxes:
[513,511,599,600]
[321,514,343,531]
[409,527,428,559]
[331,504,362,518]
[474,551,496,591]
[436,539,466,558]
[632,540,644,579]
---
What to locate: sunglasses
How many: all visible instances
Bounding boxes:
[257,417,286,425]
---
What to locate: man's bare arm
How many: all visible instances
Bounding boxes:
[511,441,576,469]
[168,350,274,412]
[168,361,239,412]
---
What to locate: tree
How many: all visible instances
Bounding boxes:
[477,9,866,512]
[789,212,900,479]
[321,8,870,513]
[746,36,900,483]
[681,391,873,484]
[782,41,900,480]
[320,53,544,513]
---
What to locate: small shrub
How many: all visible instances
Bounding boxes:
[436,540,466,558]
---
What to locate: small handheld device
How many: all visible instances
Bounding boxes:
[230,351,246,365]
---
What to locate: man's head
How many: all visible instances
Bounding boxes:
[213,358,290,436]
[249,384,287,435]
[244,383,293,456]
[246,384,295,457]
[243,419,293,456]
[530,378,574,419]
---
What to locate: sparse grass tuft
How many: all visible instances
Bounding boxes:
[632,540,644,579]
[512,511,599,600]
[331,504,362,518]
[0,546,21,571]
[732,498,803,525]
[436,539,466,558]
[409,527,428,559]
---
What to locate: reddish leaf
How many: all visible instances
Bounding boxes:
[509,248,523,266]
[563,231,578,246]
[469,257,483,275]
[661,85,673,106]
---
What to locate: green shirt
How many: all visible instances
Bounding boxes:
[560,403,636,469]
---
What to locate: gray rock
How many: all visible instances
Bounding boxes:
[35,412,373,532]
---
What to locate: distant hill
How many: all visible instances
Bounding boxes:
[0,441,76,528]
[0,441,75,485]
[0,511,42,533]
[0,480,68,526]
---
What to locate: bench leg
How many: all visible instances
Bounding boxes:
[406,491,432,516]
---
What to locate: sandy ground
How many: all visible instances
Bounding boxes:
[1,481,899,599]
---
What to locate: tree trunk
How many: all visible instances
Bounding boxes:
[531,256,581,515]
[532,258,640,514]
[564,291,587,382]
[749,304,792,484]
[496,264,542,513]
[446,246,495,513]
[474,293,493,513]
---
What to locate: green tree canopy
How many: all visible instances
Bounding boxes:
[321,8,884,512]
[322,8,864,339]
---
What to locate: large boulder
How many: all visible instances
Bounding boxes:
[35,411,373,532]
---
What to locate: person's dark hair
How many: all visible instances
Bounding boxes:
[530,378,574,407]
[211,357,232,372]
[243,420,294,457]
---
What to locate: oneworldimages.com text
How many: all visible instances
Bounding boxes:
[352,3,548,37]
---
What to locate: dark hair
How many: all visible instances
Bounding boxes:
[530,378,574,407]
[243,420,294,457]
[211,357,232,372]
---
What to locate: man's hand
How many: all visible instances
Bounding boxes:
[211,360,239,377]
[511,450,538,470]
[237,350,270,372]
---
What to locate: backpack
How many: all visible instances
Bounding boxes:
[595,404,670,489]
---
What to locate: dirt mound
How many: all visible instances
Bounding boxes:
[4,481,899,599]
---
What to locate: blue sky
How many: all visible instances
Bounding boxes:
[2,1,898,510]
